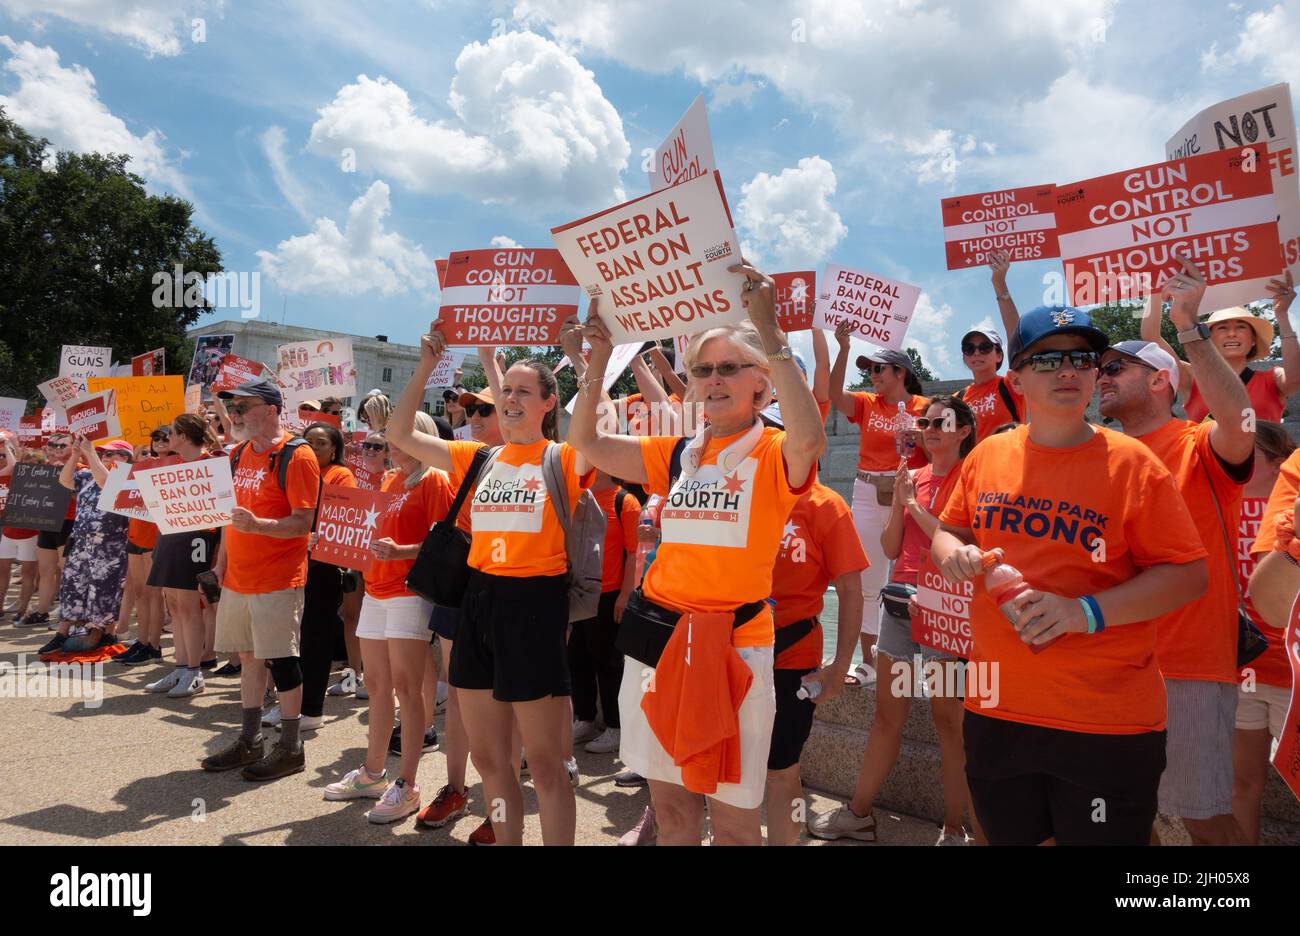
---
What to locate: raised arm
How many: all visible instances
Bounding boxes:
[565,304,651,484]
[810,327,830,407]
[385,323,456,472]
[1268,272,1300,397]
[630,352,671,409]
[58,440,80,491]
[829,321,855,419]
[989,250,1021,339]
[1141,292,1192,403]
[81,437,111,487]
[648,346,688,399]
[210,396,234,438]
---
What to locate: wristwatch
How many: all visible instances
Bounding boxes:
[767,345,794,363]
[1177,323,1211,344]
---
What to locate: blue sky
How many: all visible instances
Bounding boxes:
[2,0,1298,378]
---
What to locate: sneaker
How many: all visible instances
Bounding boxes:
[935,829,971,846]
[212,661,241,676]
[388,724,438,756]
[807,805,877,842]
[572,719,601,745]
[293,713,324,732]
[519,755,529,778]
[613,768,647,788]
[241,743,305,781]
[417,784,469,828]
[323,765,388,801]
[565,756,579,788]
[167,670,205,698]
[201,735,265,772]
[435,683,448,715]
[16,611,49,628]
[146,645,163,662]
[585,727,621,754]
[326,668,356,696]
[146,669,183,693]
[37,633,66,655]
[262,705,282,728]
[355,678,368,701]
[468,818,496,846]
[422,728,438,753]
[366,778,421,824]
[619,805,657,846]
[115,642,146,665]
[199,657,218,670]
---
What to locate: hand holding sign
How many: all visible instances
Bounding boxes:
[422,322,449,363]
[834,319,853,350]
[730,260,778,335]
[989,249,1011,288]
[370,537,400,561]
[1161,254,1208,329]
[1267,270,1297,320]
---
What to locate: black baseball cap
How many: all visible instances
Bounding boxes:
[218,379,283,409]
[1008,306,1108,365]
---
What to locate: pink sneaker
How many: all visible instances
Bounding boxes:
[365,778,420,824]
[618,805,657,846]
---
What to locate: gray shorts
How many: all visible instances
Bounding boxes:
[1157,678,1237,820]
[874,604,955,664]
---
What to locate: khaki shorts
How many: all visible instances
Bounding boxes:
[1235,682,1292,738]
[215,587,304,660]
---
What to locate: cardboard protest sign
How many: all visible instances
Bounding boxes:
[1168,83,1300,285]
[813,265,922,351]
[59,345,112,395]
[425,351,466,389]
[941,185,1059,269]
[276,338,358,407]
[649,94,717,192]
[96,459,156,522]
[86,376,185,447]
[0,463,72,532]
[184,384,201,413]
[65,389,120,442]
[311,484,396,574]
[1056,146,1281,308]
[0,397,24,434]
[912,554,973,658]
[1271,592,1300,803]
[132,348,166,377]
[37,376,82,415]
[553,171,746,344]
[188,335,235,401]
[773,271,817,332]
[435,248,581,346]
[134,457,236,534]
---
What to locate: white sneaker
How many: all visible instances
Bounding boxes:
[167,670,205,698]
[366,778,421,824]
[565,756,579,788]
[262,704,282,728]
[326,668,356,696]
[355,677,369,701]
[585,727,620,754]
[323,766,387,801]
[435,681,448,716]
[145,669,183,693]
[284,713,324,732]
[935,829,971,846]
[572,719,601,745]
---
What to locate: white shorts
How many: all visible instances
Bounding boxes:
[618,645,775,810]
[1235,682,1292,738]
[851,477,891,636]
[0,534,38,563]
[356,593,433,642]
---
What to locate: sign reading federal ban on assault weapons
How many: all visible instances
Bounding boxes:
[436,249,580,346]
[134,458,236,534]
[912,554,973,659]
[813,265,921,351]
[552,171,747,344]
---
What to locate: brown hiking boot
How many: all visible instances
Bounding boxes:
[201,735,265,772]
[241,743,305,782]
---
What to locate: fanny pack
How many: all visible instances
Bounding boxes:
[858,471,895,507]
[880,582,917,620]
[615,588,767,668]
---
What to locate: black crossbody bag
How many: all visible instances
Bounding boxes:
[405,446,500,607]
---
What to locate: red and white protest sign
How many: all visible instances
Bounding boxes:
[96,459,161,521]
[425,351,466,389]
[813,264,921,351]
[941,185,1059,270]
[65,390,120,442]
[552,171,746,344]
[37,376,82,415]
[312,484,395,574]
[1168,83,1300,285]
[210,354,268,393]
[435,257,447,288]
[436,248,581,346]
[1056,146,1281,308]
[277,338,357,406]
[0,397,24,434]
[1271,592,1300,803]
[134,457,236,534]
[18,413,44,448]
[773,271,816,332]
[132,348,166,377]
[912,554,973,658]
[649,94,717,192]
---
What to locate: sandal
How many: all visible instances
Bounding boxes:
[843,662,876,687]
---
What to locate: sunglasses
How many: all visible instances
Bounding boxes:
[690,362,756,379]
[868,363,892,375]
[102,451,132,460]
[322,408,342,416]
[228,401,266,416]
[464,403,495,417]
[913,417,950,430]
[361,442,388,453]
[1097,359,1155,378]
[1016,350,1099,373]
[962,341,996,356]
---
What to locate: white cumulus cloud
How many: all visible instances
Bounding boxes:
[490,235,522,248]
[0,0,221,57]
[1200,2,1300,82]
[737,156,847,271]
[260,125,313,223]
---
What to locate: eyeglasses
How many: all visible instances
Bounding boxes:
[690,362,756,379]
[1097,359,1155,378]
[962,341,996,356]
[361,442,388,453]
[464,403,495,418]
[1015,350,1099,373]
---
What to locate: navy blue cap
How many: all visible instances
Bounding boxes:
[218,378,283,408]
[1008,306,1108,364]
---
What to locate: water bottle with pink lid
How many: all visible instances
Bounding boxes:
[980,549,1060,654]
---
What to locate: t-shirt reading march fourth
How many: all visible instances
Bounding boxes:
[849,391,929,471]
[448,440,592,578]
[366,468,453,600]
[224,438,321,594]
[959,377,1025,442]
[638,424,812,648]
[939,425,1206,734]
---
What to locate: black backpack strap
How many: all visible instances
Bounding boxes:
[615,489,627,517]
[667,437,690,489]
[230,440,249,473]
[441,445,498,527]
[269,437,310,492]
[996,378,1020,423]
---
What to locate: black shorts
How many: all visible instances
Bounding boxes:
[37,519,74,551]
[963,710,1166,846]
[147,530,220,590]
[126,542,152,556]
[768,667,817,770]
[448,569,570,702]
[428,603,458,642]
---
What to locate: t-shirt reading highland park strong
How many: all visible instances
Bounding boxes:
[849,392,930,471]
[638,425,812,649]
[939,425,1207,734]
[366,468,454,600]
[224,438,321,594]
[448,440,593,578]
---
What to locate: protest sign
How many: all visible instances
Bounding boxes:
[0,397,24,434]
[813,265,922,351]
[0,463,72,532]
[0,477,7,520]
[941,184,1059,269]
[17,413,44,449]
[87,376,185,447]
[773,271,816,332]
[553,171,746,344]
[649,94,717,192]
[1272,592,1300,803]
[96,459,157,522]
[188,335,235,401]
[912,554,973,658]
[435,248,581,346]
[132,348,166,377]
[184,384,201,413]
[65,390,120,442]
[134,457,236,534]
[211,354,270,393]
[564,340,654,414]
[1056,146,1281,308]
[311,484,396,574]
[276,338,358,406]
[59,345,112,395]
[299,408,341,432]
[672,332,691,373]
[37,376,82,415]
[1168,83,1300,285]
[425,351,466,389]
[453,424,473,441]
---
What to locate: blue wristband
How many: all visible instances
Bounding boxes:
[1078,597,1097,634]
[1081,595,1105,633]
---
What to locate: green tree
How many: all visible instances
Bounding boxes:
[0,106,222,404]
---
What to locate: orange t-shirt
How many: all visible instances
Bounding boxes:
[448,440,593,578]
[366,468,454,600]
[939,425,1207,734]
[959,376,1025,442]
[1238,495,1292,688]
[224,438,321,594]
[321,463,357,490]
[848,392,930,471]
[597,487,640,593]
[1138,420,1249,683]
[1250,448,1300,556]
[639,425,812,648]
[128,518,159,550]
[771,482,870,669]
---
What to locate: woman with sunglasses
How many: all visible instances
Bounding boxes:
[115,427,173,666]
[0,433,39,624]
[829,324,931,686]
[811,396,981,845]
[18,433,78,629]
[38,437,133,655]
[930,306,1210,845]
